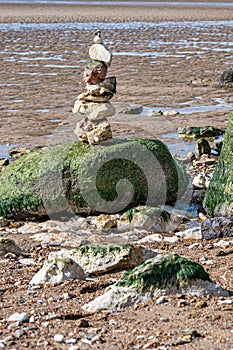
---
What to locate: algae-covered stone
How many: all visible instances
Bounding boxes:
[117,206,174,233]
[178,126,224,139]
[48,244,157,275]
[204,114,233,216]
[0,138,187,218]
[82,253,229,312]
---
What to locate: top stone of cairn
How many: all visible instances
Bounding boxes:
[89,30,112,66]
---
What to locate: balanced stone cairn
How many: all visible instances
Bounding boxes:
[73,30,116,145]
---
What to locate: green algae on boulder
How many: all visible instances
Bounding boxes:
[178,126,224,139]
[48,243,157,275]
[0,138,187,218]
[116,253,209,292]
[204,114,233,216]
[82,253,229,312]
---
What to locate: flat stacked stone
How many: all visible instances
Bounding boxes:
[73,30,115,145]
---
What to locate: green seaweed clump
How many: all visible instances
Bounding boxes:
[116,253,210,292]
[77,244,131,257]
[204,113,233,215]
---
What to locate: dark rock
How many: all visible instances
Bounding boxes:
[213,67,233,89]
[201,217,233,240]
[212,135,224,154]
[195,138,211,158]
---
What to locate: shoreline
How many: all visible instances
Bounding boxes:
[1,3,233,23]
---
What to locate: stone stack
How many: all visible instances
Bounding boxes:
[73,30,116,145]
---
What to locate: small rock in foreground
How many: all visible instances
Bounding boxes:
[0,239,22,257]
[30,256,86,285]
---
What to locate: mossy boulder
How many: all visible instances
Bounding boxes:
[0,138,188,219]
[83,253,229,312]
[204,114,233,216]
[48,243,157,275]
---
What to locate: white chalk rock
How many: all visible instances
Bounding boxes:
[30,256,86,285]
[89,44,112,65]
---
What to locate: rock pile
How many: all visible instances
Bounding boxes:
[73,30,116,145]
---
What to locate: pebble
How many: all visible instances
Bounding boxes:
[76,319,89,328]
[8,312,29,323]
[177,299,189,307]
[7,322,20,330]
[195,300,207,308]
[54,334,64,343]
[188,243,199,250]
[66,338,77,344]
[159,317,169,322]
[14,329,25,339]
[63,292,70,300]
[214,240,233,247]
[218,299,233,305]
[156,296,167,305]
[199,257,214,265]
[91,335,103,344]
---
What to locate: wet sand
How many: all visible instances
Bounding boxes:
[0,1,233,150]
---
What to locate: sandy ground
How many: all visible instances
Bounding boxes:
[0,2,233,349]
[0,2,233,150]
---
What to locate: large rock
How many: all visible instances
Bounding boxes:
[201,217,233,240]
[48,244,157,275]
[204,114,233,216]
[0,138,187,218]
[213,67,233,89]
[83,253,229,312]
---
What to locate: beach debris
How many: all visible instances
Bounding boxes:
[73,30,115,145]
[82,253,229,312]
